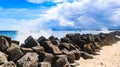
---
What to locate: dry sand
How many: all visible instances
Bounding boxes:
[76,41,120,67]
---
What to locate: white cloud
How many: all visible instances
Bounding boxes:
[26,0,46,3]
[53,0,67,3]
[110,8,120,26]
[1,0,120,31]
[26,0,71,3]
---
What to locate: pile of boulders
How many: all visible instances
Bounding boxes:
[0,31,120,67]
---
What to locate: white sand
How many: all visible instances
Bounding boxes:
[76,41,120,67]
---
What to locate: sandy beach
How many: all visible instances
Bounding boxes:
[76,41,120,67]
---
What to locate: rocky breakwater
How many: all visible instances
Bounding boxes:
[0,31,120,67]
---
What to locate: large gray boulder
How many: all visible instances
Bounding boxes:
[52,55,70,67]
[39,52,54,63]
[41,41,62,55]
[24,36,40,48]
[20,47,33,54]
[0,36,11,45]
[7,45,23,61]
[32,45,44,54]
[0,37,9,51]
[17,52,39,67]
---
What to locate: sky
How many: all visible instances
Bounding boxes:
[0,0,120,30]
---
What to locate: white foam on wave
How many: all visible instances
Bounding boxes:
[15,29,52,43]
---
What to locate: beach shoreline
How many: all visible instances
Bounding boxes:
[76,41,120,67]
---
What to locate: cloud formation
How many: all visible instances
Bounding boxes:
[0,0,120,31]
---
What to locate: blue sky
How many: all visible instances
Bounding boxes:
[0,0,120,30]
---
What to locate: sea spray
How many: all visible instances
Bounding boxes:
[15,29,52,43]
[100,27,110,33]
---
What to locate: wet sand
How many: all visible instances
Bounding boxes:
[76,41,120,67]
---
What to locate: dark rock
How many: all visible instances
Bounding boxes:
[38,36,47,44]
[63,64,71,67]
[81,52,93,59]
[20,44,26,47]
[94,36,101,42]
[1,61,16,67]
[21,47,33,54]
[7,45,23,61]
[93,42,101,50]
[39,52,54,63]
[59,43,71,50]
[83,44,94,54]
[66,52,75,63]
[59,43,76,51]
[38,62,51,67]
[0,37,9,51]
[52,55,70,67]
[66,33,75,39]
[32,45,44,54]
[10,42,19,47]
[51,40,60,46]
[0,52,8,65]
[77,40,86,50]
[71,50,81,60]
[11,40,20,45]
[24,36,40,48]
[17,52,39,67]
[61,37,72,43]
[49,36,56,41]
[61,49,75,63]
[41,41,62,55]
[0,36,11,45]
[70,62,80,67]
[86,35,95,43]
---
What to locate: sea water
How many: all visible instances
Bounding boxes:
[0,30,115,43]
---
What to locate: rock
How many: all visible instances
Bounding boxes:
[52,55,70,67]
[11,40,20,45]
[77,40,86,50]
[0,37,9,51]
[38,62,51,67]
[10,42,19,47]
[83,44,93,54]
[1,61,16,67]
[49,36,57,41]
[0,52,8,65]
[0,36,11,45]
[41,41,62,55]
[71,50,81,60]
[61,50,75,63]
[38,36,47,44]
[39,52,54,63]
[66,52,75,63]
[66,33,75,39]
[20,44,26,47]
[59,43,76,51]
[93,42,101,50]
[81,52,93,59]
[17,52,39,67]
[70,62,80,67]
[24,36,40,48]
[59,43,71,50]
[51,40,60,46]
[21,47,33,54]
[32,45,44,54]
[86,34,95,43]
[94,36,101,42]
[7,45,23,61]
[60,37,72,43]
